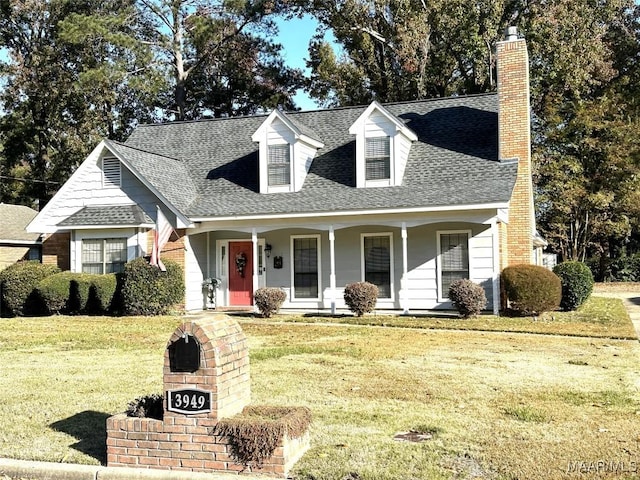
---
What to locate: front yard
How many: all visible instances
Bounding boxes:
[0,296,638,479]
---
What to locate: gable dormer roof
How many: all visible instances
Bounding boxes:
[252,110,325,193]
[252,110,324,148]
[348,101,418,141]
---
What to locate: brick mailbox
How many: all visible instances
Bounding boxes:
[106,314,310,476]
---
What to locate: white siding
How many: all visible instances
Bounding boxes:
[394,134,413,185]
[184,234,206,311]
[29,142,160,233]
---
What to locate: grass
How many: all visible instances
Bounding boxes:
[241,296,637,340]
[0,297,638,479]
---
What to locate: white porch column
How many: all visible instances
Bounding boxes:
[400,222,409,314]
[491,220,500,315]
[329,226,337,315]
[252,229,259,311]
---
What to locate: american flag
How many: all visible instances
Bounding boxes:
[150,206,174,271]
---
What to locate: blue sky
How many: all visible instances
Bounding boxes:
[273,15,330,111]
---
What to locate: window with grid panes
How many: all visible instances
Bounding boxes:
[81,238,127,274]
[365,136,390,181]
[439,232,470,297]
[364,235,391,298]
[293,237,318,298]
[268,144,291,186]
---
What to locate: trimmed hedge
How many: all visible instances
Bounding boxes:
[448,279,487,318]
[126,393,164,421]
[502,265,561,316]
[37,272,117,315]
[121,257,184,315]
[553,261,594,311]
[0,261,60,317]
[254,287,286,318]
[343,281,378,316]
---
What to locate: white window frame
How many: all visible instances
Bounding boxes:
[290,234,321,301]
[365,136,391,181]
[102,157,121,189]
[361,232,394,301]
[437,230,472,302]
[364,135,393,187]
[267,142,293,193]
[81,237,128,274]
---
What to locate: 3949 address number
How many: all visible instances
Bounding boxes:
[166,388,212,414]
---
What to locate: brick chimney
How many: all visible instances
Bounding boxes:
[497,26,534,267]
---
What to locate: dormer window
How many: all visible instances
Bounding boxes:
[268,144,291,186]
[253,110,324,194]
[365,136,391,181]
[349,101,417,188]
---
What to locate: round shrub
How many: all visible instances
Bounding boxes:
[553,261,594,311]
[254,287,286,318]
[448,279,487,318]
[121,257,184,315]
[0,261,60,317]
[37,272,117,315]
[343,281,378,316]
[502,264,561,316]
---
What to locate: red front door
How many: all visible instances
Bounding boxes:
[229,242,253,306]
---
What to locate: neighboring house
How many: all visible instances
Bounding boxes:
[0,204,41,270]
[28,29,539,314]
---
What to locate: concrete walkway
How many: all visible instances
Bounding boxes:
[593,291,640,340]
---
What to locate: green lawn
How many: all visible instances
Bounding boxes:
[0,296,638,479]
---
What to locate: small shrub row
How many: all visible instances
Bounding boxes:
[37,272,117,315]
[0,257,183,317]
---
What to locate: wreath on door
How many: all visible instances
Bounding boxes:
[235,252,247,277]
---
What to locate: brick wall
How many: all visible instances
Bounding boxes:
[41,232,71,271]
[106,315,310,477]
[497,34,534,266]
[147,228,186,270]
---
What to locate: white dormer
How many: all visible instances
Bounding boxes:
[252,110,324,193]
[349,101,418,188]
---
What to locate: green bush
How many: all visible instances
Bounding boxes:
[36,272,117,315]
[121,257,184,315]
[0,261,60,317]
[343,281,378,316]
[502,264,561,316]
[448,279,487,318]
[553,261,594,311]
[126,393,163,420]
[254,287,286,318]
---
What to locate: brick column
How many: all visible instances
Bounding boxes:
[497,28,534,266]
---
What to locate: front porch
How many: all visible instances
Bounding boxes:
[183,210,506,315]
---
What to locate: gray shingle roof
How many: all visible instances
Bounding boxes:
[105,140,198,212]
[58,205,153,227]
[0,204,40,242]
[124,94,517,218]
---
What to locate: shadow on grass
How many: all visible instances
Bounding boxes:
[50,410,110,464]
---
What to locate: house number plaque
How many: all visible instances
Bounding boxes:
[166,388,212,415]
